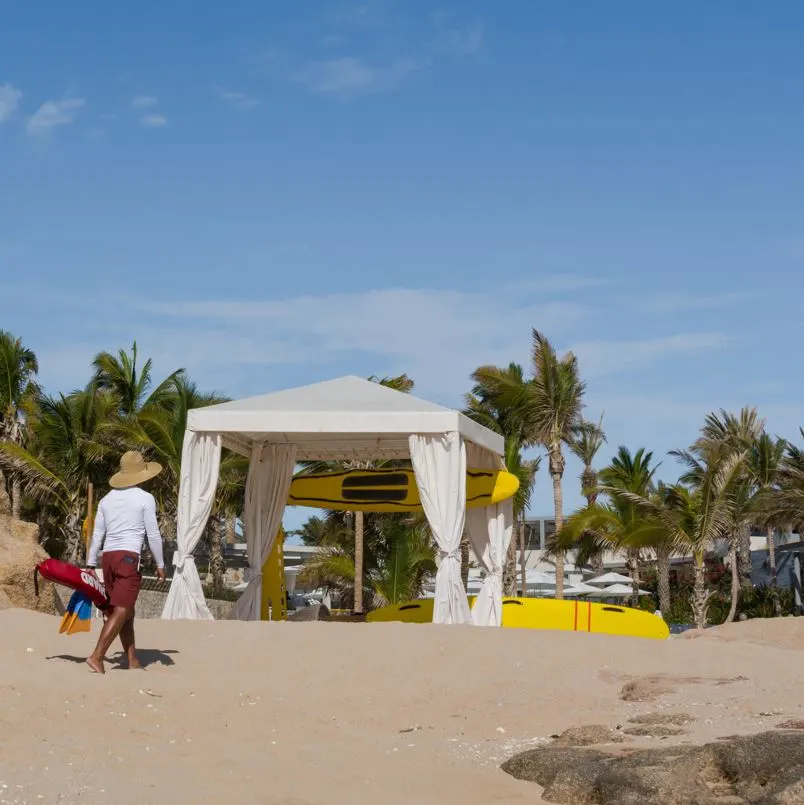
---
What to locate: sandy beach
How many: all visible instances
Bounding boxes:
[0,610,802,805]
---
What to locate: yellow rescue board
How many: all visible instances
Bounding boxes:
[366,597,670,640]
[288,467,519,513]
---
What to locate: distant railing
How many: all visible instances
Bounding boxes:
[139,575,240,601]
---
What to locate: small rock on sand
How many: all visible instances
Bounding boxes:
[550,725,624,747]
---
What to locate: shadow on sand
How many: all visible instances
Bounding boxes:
[46,649,178,669]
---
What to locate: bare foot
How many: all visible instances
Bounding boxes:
[86,656,105,674]
[126,658,143,670]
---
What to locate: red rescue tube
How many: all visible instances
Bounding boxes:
[35,558,110,610]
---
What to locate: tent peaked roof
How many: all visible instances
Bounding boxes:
[196,375,451,416]
[187,375,504,462]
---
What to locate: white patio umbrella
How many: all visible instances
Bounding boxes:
[585,572,634,585]
[587,583,650,597]
[562,582,600,596]
[525,570,557,586]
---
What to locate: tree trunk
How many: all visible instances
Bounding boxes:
[502,535,517,596]
[692,554,710,629]
[627,550,640,608]
[11,477,21,520]
[353,511,364,614]
[550,448,565,599]
[226,516,236,545]
[738,523,752,590]
[656,545,671,615]
[209,517,226,594]
[592,551,604,576]
[766,526,782,616]
[723,540,740,625]
[460,531,470,589]
[519,517,527,598]
[0,470,11,516]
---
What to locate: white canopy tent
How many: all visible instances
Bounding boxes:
[160,376,510,626]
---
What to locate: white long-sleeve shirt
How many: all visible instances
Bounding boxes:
[87,487,165,568]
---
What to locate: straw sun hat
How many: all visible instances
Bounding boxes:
[109,451,163,489]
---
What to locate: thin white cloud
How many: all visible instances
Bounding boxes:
[647,291,756,312]
[294,56,424,97]
[285,5,481,98]
[0,83,23,124]
[17,282,738,424]
[140,114,167,128]
[131,95,158,109]
[26,98,86,136]
[504,275,608,295]
[323,1,395,30]
[569,333,732,378]
[431,22,484,58]
[87,286,585,399]
[213,87,260,108]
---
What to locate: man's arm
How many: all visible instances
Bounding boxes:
[143,494,165,570]
[87,503,105,568]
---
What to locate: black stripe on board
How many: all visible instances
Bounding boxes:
[342,473,409,489]
[288,495,420,509]
[342,488,408,502]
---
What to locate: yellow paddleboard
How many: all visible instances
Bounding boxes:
[366,597,670,640]
[288,467,519,513]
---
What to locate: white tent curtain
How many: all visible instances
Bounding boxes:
[162,431,222,620]
[464,441,512,627]
[231,443,297,621]
[409,432,471,625]
[465,501,513,627]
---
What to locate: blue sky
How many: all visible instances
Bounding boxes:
[2,1,803,534]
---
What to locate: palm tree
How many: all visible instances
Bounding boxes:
[111,372,244,579]
[755,429,804,531]
[625,452,745,629]
[693,407,764,589]
[0,330,40,519]
[648,482,678,616]
[555,447,661,608]
[472,332,586,599]
[748,433,787,613]
[91,341,183,417]
[289,515,337,546]
[298,513,436,610]
[0,389,121,558]
[519,330,585,598]
[567,416,606,573]
[464,362,539,596]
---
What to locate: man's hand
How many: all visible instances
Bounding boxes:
[156,568,166,583]
[85,567,97,577]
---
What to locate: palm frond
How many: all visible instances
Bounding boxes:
[0,441,70,511]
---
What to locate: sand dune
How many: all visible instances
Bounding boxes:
[1,610,802,804]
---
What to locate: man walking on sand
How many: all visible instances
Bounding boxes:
[85,451,166,674]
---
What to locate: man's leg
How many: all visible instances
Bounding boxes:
[86,606,129,674]
[119,612,141,669]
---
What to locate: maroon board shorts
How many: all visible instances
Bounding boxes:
[101,551,142,609]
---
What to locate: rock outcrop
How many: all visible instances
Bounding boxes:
[0,474,11,516]
[502,730,804,804]
[0,514,58,614]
